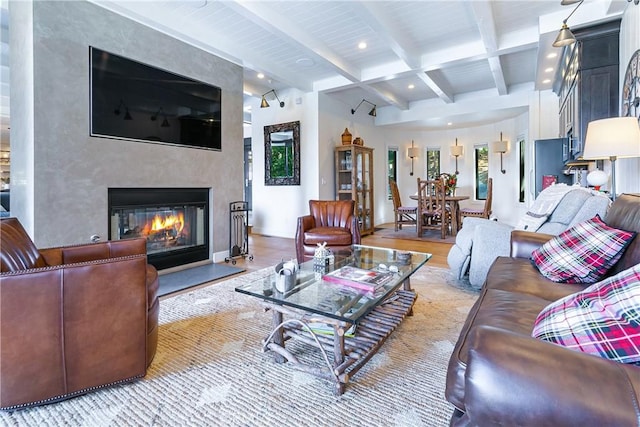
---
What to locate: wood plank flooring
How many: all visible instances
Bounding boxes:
[230,223,452,272]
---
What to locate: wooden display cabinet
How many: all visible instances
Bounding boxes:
[335,145,374,236]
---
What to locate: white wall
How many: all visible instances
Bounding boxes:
[10,1,244,260]
[250,89,320,238]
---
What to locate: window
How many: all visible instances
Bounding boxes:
[426,148,440,179]
[387,147,398,200]
[475,145,489,200]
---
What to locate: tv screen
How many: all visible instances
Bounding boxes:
[90,47,222,151]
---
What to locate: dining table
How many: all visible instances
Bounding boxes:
[409,193,470,237]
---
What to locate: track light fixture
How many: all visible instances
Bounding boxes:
[260,89,285,108]
[150,107,170,127]
[552,0,584,47]
[114,99,133,120]
[351,99,377,117]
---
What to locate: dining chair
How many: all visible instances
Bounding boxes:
[389,179,417,231]
[460,177,493,225]
[417,177,449,239]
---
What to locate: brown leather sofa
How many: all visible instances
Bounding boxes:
[445,193,640,426]
[0,218,159,410]
[295,199,361,263]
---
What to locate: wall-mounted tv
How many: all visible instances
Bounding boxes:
[90,47,222,151]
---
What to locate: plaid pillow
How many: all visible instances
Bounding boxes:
[532,265,640,364]
[531,215,636,284]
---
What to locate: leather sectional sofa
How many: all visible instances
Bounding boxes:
[0,217,159,410]
[445,193,640,426]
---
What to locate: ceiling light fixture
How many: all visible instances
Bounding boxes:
[552,0,584,48]
[260,89,285,108]
[358,42,367,49]
[351,99,377,117]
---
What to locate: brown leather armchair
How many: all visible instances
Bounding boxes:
[295,200,361,263]
[0,217,159,410]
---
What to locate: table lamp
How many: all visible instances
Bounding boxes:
[582,117,640,200]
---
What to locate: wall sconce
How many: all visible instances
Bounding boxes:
[260,89,285,108]
[552,0,584,47]
[450,138,463,175]
[407,140,420,176]
[582,117,640,200]
[351,99,377,117]
[150,107,170,127]
[493,132,508,174]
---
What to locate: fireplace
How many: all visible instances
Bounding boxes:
[108,188,209,270]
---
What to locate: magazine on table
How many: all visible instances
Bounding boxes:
[322,265,395,292]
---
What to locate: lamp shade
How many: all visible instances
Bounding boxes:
[493,140,508,153]
[450,145,463,157]
[553,23,576,47]
[583,117,640,160]
[408,147,420,159]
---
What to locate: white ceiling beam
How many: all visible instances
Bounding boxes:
[417,72,454,104]
[226,0,361,84]
[350,2,457,106]
[470,0,507,95]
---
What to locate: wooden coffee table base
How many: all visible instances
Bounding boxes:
[261,289,417,395]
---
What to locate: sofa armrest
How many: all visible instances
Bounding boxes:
[462,325,640,427]
[510,230,554,259]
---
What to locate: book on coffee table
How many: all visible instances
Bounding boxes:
[322,266,395,292]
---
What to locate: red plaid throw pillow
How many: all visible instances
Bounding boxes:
[532,265,640,364]
[531,215,636,284]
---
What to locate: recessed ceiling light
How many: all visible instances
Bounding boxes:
[408,84,415,89]
[296,57,315,68]
[546,52,558,59]
[447,122,453,126]
[257,73,265,79]
[243,91,252,96]
[545,67,554,73]
[358,41,367,49]
[542,79,551,84]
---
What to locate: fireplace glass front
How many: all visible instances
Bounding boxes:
[109,188,209,270]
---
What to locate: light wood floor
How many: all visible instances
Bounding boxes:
[230,224,453,272]
[161,224,453,299]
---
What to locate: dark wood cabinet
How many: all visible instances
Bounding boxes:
[555,20,620,162]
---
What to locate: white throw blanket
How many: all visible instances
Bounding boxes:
[515,184,591,231]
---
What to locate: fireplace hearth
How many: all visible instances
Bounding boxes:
[108,188,209,270]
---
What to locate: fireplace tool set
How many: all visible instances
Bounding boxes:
[225,201,253,265]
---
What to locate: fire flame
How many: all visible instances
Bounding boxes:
[142,213,184,236]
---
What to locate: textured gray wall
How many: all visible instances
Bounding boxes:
[12,1,243,258]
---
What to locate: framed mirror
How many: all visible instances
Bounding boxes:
[264,121,300,186]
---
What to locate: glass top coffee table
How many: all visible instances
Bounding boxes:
[235,244,431,395]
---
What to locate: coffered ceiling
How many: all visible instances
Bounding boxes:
[0,0,631,134]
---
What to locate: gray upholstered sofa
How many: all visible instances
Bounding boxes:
[448,187,611,289]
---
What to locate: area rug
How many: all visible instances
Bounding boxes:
[376,226,457,244]
[158,262,245,296]
[1,266,478,427]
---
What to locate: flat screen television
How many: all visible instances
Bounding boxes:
[90,47,222,151]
